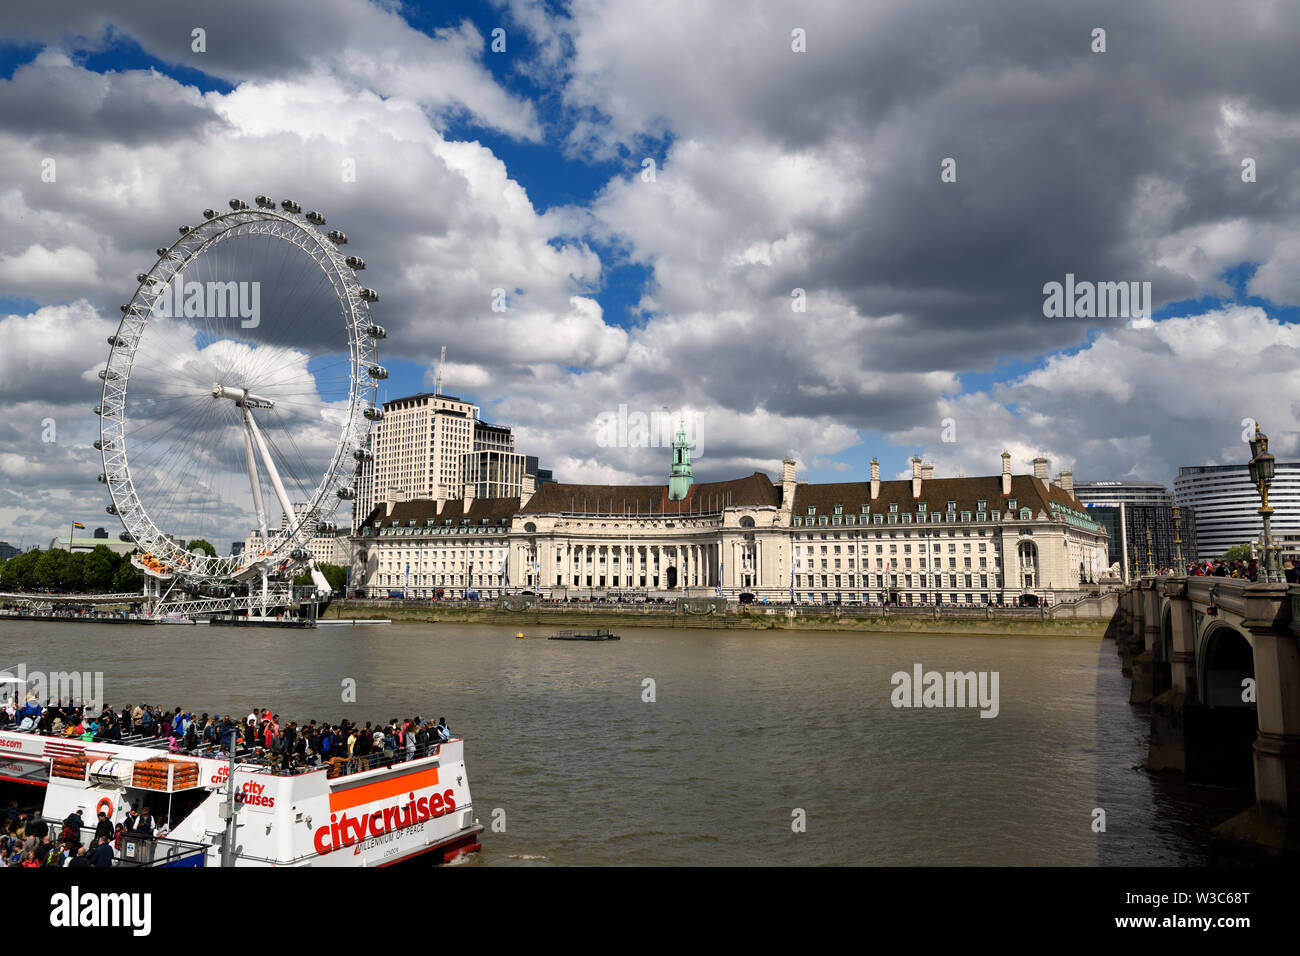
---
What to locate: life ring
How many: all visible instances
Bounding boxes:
[96,797,113,820]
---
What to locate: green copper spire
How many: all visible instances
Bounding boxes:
[668,418,694,501]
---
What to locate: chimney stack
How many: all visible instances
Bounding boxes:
[911,456,923,499]
[870,458,881,501]
[1001,452,1012,497]
[1033,457,1049,481]
[781,459,797,513]
[521,472,536,507]
[921,462,935,481]
[1058,471,1074,495]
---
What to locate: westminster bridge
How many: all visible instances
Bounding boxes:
[1115,575,1300,861]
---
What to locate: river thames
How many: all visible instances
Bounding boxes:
[4,621,1249,865]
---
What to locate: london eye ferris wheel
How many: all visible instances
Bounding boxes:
[96,197,386,596]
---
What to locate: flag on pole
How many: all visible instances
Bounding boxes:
[72,522,85,530]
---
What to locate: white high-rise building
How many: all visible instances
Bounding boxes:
[372,393,479,503]
[1174,462,1300,560]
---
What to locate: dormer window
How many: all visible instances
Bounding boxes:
[861,504,869,514]
[834,504,843,515]
[889,503,898,513]
[977,500,986,511]
[918,502,927,513]
[807,507,816,516]
[1008,499,1017,511]
[1019,508,1032,520]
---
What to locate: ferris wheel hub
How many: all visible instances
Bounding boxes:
[212,384,275,408]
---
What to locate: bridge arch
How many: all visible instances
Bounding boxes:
[1198,622,1255,709]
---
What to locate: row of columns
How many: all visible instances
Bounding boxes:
[542,542,719,589]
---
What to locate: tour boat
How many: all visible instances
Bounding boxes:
[0,727,483,867]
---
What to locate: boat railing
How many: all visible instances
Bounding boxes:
[114,833,207,867]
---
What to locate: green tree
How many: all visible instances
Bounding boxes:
[185,539,217,558]
[0,550,41,590]
[292,563,347,591]
[1220,543,1254,562]
[112,555,143,593]
[34,548,70,590]
[82,545,118,592]
[60,552,87,592]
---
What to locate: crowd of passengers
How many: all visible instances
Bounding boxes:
[1,697,454,775]
[1,802,156,867]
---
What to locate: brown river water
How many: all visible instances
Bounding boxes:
[1,620,1250,865]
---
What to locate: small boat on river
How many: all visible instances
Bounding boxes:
[548,629,620,641]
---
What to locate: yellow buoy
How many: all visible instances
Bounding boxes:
[515,632,524,639]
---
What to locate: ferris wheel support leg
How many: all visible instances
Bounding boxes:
[245,408,299,537]
[261,569,269,618]
[241,408,270,543]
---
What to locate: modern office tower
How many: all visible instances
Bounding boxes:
[1174,462,1300,561]
[1074,480,1198,575]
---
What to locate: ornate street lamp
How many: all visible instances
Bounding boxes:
[1172,504,1185,572]
[1145,527,1154,576]
[1247,422,1278,582]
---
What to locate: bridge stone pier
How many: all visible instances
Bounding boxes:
[1112,575,1300,862]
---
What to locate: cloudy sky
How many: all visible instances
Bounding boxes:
[2,0,1299,548]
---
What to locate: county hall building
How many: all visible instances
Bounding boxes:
[350,428,1109,606]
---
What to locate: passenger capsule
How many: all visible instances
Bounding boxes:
[317,522,337,534]
[255,195,275,208]
[359,288,378,302]
[367,365,388,380]
[119,532,132,543]
[98,369,119,381]
[280,199,302,214]
[203,208,217,219]
[345,256,366,270]
[107,335,125,347]
[363,407,384,421]
[290,548,310,561]
[366,324,386,339]
[327,230,347,244]
[97,473,107,483]
[305,211,326,225]
[156,248,169,258]
[178,225,190,235]
[105,504,119,515]
[353,448,373,461]
[229,198,248,210]
[337,488,356,500]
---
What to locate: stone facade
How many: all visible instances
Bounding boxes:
[349,451,1109,605]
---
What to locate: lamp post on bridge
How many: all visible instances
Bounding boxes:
[1172,504,1185,573]
[1247,422,1279,583]
[1145,527,1154,577]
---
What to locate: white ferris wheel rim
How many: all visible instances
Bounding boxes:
[97,204,379,581]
